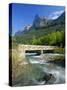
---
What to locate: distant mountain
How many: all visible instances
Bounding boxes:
[14,12,65,44]
[48,12,65,26]
[15,30,24,36]
[15,15,48,36]
[15,25,32,36]
[55,11,65,25]
[32,14,48,29]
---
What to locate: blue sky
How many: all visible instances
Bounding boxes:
[11,3,65,35]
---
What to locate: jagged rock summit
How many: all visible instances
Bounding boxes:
[33,14,48,29]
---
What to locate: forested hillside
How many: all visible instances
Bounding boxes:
[13,12,65,47]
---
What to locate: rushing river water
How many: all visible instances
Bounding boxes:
[14,53,65,86]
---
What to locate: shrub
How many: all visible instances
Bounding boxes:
[53,47,65,54]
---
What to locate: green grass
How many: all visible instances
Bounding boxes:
[53,47,65,54]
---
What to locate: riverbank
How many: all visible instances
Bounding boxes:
[47,55,65,67]
[10,48,65,86]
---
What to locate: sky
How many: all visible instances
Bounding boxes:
[10,3,65,35]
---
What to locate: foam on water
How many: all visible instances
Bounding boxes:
[21,53,65,85]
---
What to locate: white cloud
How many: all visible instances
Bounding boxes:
[53,10,64,15]
[51,16,58,19]
[48,10,64,20]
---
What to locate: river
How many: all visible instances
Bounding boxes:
[14,53,65,86]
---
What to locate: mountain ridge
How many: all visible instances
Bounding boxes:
[15,12,65,36]
[14,12,65,44]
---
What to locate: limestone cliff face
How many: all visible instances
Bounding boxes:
[33,15,48,28]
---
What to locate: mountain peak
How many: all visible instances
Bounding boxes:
[33,14,48,28]
[15,12,65,36]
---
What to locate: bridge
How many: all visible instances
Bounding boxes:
[18,44,56,58]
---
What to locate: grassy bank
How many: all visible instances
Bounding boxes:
[47,55,65,67]
[9,48,33,86]
[53,47,65,54]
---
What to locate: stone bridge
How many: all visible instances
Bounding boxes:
[18,44,56,58]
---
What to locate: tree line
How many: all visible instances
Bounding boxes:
[32,31,65,47]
